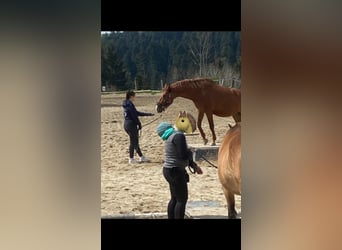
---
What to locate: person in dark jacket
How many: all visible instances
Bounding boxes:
[157,122,203,219]
[123,90,154,164]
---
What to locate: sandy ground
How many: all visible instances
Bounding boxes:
[101,92,241,218]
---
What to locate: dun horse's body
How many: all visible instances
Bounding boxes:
[218,123,241,219]
[156,78,241,145]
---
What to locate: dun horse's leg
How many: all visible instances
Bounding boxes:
[227,192,237,219]
[206,113,216,146]
[197,111,208,145]
[224,189,237,219]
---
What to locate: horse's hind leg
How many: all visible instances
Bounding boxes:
[224,189,237,219]
[233,112,241,123]
[197,111,208,145]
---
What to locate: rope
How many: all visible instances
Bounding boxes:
[142,114,162,127]
[199,155,218,168]
[139,114,162,138]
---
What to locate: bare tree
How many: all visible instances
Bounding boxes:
[206,63,220,77]
[188,32,212,77]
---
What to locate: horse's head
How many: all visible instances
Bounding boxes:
[155,84,174,113]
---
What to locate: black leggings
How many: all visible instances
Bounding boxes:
[124,120,142,158]
[163,167,188,219]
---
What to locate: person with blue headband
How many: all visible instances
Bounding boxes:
[157,121,203,219]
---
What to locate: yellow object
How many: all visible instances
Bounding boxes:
[175,111,196,133]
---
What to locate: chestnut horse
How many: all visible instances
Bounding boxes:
[218,123,241,219]
[156,78,241,145]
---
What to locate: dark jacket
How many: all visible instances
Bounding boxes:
[163,132,195,169]
[122,99,151,126]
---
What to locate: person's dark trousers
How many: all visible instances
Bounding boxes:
[163,167,188,219]
[124,120,142,158]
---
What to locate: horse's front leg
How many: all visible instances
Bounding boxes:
[197,111,208,145]
[206,113,216,146]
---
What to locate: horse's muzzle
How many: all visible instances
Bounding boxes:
[155,104,165,113]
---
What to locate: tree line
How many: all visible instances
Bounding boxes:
[101,31,241,91]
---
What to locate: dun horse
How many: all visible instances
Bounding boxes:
[156,78,241,145]
[218,123,241,219]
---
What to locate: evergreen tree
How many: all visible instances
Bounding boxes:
[101,31,241,90]
[102,44,128,91]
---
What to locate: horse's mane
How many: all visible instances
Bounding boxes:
[171,78,216,89]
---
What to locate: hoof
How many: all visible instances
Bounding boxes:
[211,142,216,146]
[228,211,238,219]
[203,139,208,145]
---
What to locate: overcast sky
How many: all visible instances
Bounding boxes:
[101,31,123,34]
